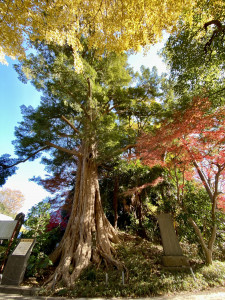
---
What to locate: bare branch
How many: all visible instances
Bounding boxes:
[87,77,94,121]
[56,131,74,138]
[87,77,92,100]
[0,146,49,169]
[45,141,82,157]
[112,143,136,158]
[188,217,208,254]
[207,87,225,98]
[122,178,164,196]
[204,19,224,54]
[102,103,119,116]
[204,20,223,32]
[120,144,136,153]
[97,144,136,166]
[61,115,80,134]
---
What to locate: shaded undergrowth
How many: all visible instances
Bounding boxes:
[38,235,225,297]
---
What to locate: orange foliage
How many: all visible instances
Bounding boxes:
[0,188,25,215]
[137,98,225,210]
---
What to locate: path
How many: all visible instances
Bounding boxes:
[0,287,225,300]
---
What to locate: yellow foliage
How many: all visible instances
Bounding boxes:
[0,0,201,71]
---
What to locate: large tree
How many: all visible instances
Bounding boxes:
[13,42,163,287]
[28,64,166,234]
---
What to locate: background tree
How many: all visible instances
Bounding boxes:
[0,188,24,216]
[137,97,225,264]
[162,2,225,107]
[99,159,163,237]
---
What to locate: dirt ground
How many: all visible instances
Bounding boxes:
[157,286,225,299]
[0,286,225,300]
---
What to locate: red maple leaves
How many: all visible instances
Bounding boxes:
[137,97,225,209]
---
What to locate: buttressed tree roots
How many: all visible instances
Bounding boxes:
[46,142,122,288]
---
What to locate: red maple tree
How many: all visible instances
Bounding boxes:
[137,97,225,264]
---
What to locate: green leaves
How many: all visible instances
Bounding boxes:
[162,17,225,106]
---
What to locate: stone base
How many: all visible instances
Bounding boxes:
[0,285,40,296]
[162,255,190,267]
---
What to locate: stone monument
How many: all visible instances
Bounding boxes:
[157,213,189,268]
[1,239,35,285]
[0,213,25,273]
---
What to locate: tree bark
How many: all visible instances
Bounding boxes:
[188,217,215,265]
[113,176,119,228]
[190,160,220,265]
[46,141,121,289]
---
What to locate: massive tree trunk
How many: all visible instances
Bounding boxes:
[46,141,121,289]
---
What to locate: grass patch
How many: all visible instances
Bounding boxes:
[38,235,225,298]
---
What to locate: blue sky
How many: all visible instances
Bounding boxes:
[0,42,168,215]
[0,58,51,214]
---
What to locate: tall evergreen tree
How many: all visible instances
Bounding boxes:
[13,42,163,288]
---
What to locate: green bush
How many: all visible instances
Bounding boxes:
[22,201,62,278]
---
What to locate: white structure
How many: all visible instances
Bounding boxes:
[0,213,13,221]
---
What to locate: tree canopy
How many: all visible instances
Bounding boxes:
[162,1,225,106]
[0,0,196,71]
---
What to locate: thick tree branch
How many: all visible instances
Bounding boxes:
[97,144,136,165]
[207,87,225,98]
[211,166,221,222]
[120,144,136,153]
[192,160,214,201]
[45,142,82,157]
[204,19,224,54]
[0,146,49,169]
[87,77,92,100]
[208,224,217,251]
[204,20,223,32]
[61,115,80,134]
[188,217,208,254]
[103,104,119,115]
[87,77,94,121]
[56,131,74,138]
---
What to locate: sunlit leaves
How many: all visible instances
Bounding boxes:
[0,0,195,71]
[137,97,225,207]
[162,1,225,105]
